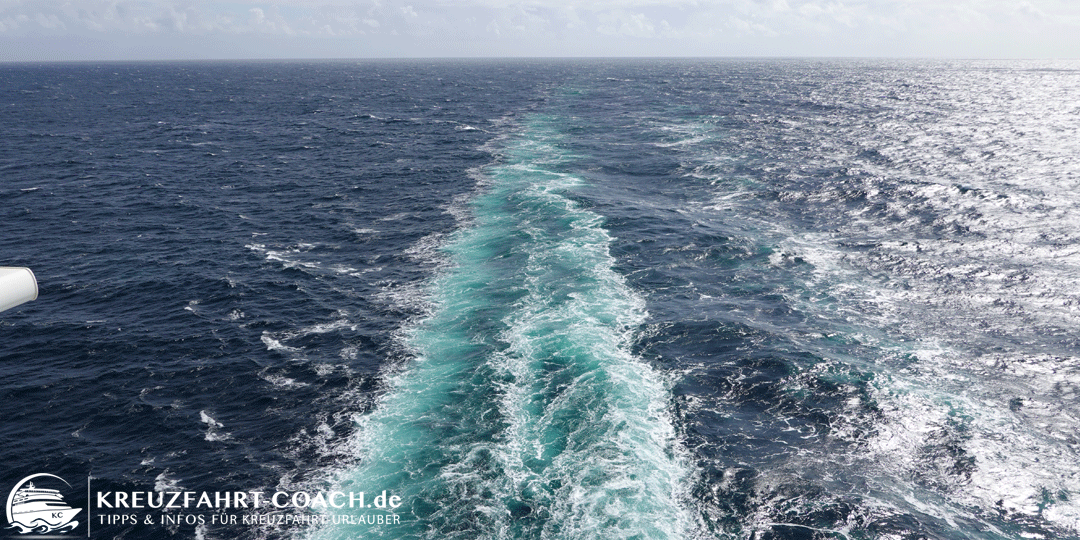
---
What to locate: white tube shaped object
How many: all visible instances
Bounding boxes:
[0,267,38,313]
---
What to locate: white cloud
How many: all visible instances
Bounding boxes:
[597,10,655,37]
[0,0,1079,58]
[248,6,295,34]
[33,11,65,29]
[798,3,823,17]
[0,13,30,32]
[170,9,187,31]
[1016,1,1046,18]
[558,5,585,30]
[797,1,857,28]
[724,13,777,37]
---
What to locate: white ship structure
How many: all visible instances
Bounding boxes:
[0,267,37,313]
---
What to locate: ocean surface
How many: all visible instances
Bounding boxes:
[2,58,1079,540]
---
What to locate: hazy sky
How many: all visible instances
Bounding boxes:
[1,0,1079,61]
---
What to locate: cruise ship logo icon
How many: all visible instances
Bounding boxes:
[4,474,81,534]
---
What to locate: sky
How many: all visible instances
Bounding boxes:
[1,0,1079,62]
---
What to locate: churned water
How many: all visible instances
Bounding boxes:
[2,59,1079,540]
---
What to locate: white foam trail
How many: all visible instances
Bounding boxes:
[485,152,692,539]
[299,114,693,540]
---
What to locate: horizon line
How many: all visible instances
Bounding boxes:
[3,55,1077,66]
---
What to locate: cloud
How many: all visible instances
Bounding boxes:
[596,10,655,37]
[248,7,296,34]
[1,0,1080,59]
[33,12,65,29]
[558,6,585,30]
[1016,1,1046,18]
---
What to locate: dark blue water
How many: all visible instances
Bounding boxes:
[2,59,1079,540]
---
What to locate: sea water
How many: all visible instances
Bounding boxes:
[2,59,1079,540]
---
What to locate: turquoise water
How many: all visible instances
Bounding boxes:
[307,115,691,540]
